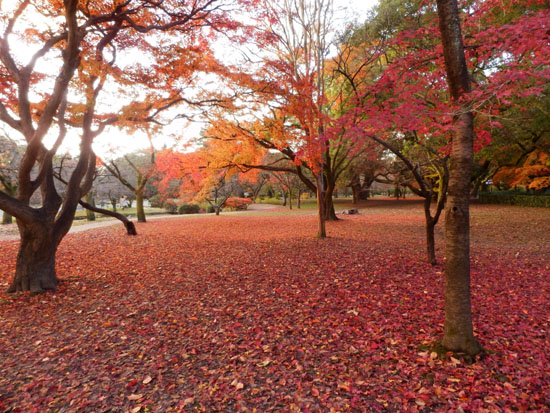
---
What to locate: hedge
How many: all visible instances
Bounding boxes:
[225,197,253,210]
[478,193,550,208]
[178,204,200,214]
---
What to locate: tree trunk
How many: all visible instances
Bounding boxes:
[136,191,146,223]
[297,190,302,209]
[7,222,59,293]
[324,184,338,221]
[436,0,481,356]
[316,173,326,238]
[352,186,359,204]
[79,200,137,235]
[282,191,287,207]
[288,189,293,210]
[215,206,221,216]
[424,198,437,265]
[85,192,96,221]
[2,211,12,224]
[111,199,117,213]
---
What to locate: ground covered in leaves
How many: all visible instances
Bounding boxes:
[0,199,549,411]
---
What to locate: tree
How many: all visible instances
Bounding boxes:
[102,149,156,223]
[436,0,481,355]
[156,147,239,215]
[0,0,253,293]
[0,134,21,224]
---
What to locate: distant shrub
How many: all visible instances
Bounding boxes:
[207,205,216,213]
[164,200,178,214]
[478,193,550,208]
[178,204,200,214]
[225,197,253,210]
[149,194,163,208]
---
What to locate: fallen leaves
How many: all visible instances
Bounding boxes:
[0,201,548,410]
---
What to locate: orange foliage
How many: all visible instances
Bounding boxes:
[493,151,550,190]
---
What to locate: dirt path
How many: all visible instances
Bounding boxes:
[0,203,281,242]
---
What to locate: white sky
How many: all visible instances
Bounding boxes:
[7,0,378,159]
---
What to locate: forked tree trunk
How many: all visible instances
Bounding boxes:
[7,222,59,293]
[436,0,481,356]
[136,191,146,223]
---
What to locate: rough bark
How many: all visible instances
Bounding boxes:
[436,0,481,356]
[136,191,146,223]
[7,222,59,293]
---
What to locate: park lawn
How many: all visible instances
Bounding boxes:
[0,200,548,411]
[73,207,167,220]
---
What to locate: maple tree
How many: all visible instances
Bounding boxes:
[101,149,156,223]
[328,0,549,354]
[199,0,346,237]
[0,0,256,293]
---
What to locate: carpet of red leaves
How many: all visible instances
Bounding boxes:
[0,200,549,411]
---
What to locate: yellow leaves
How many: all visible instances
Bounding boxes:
[230,379,244,390]
[127,393,143,401]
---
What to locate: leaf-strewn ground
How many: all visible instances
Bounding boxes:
[0,200,549,411]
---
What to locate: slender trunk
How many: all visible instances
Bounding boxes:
[136,191,146,223]
[2,211,12,224]
[316,173,326,238]
[424,198,437,265]
[442,111,480,355]
[324,194,338,221]
[215,206,221,216]
[297,190,302,209]
[111,199,117,213]
[324,181,338,221]
[437,0,481,356]
[282,191,287,207]
[288,189,293,210]
[7,221,59,293]
[85,192,96,221]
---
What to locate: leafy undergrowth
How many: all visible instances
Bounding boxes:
[0,202,549,411]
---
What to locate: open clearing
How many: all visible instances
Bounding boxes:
[0,200,549,411]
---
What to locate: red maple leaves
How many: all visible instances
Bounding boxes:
[0,200,548,410]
